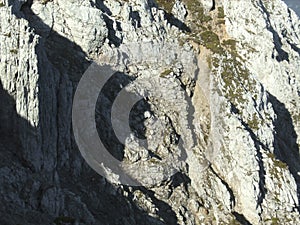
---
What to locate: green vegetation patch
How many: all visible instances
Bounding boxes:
[210,52,257,113]
[160,68,172,78]
[4,32,11,37]
[54,216,75,225]
[217,7,225,19]
[265,217,280,225]
[267,152,288,169]
[182,0,259,120]
[200,30,223,54]
[222,39,237,50]
[247,114,259,130]
[10,49,18,54]
[41,0,53,4]
[156,0,175,14]
[185,0,212,23]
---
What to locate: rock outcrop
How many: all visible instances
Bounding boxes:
[0,0,299,224]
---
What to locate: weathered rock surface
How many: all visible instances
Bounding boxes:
[0,0,299,224]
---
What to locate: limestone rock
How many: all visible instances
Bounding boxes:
[0,0,299,224]
[199,0,214,11]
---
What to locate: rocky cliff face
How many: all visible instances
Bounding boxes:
[0,0,299,224]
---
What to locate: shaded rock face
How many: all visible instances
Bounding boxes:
[0,0,299,225]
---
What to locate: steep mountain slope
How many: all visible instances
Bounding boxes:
[284,0,300,16]
[0,0,299,224]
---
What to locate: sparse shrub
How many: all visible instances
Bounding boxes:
[10,49,18,54]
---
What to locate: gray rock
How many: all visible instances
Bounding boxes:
[0,0,299,224]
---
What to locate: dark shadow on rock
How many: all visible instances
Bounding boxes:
[0,81,53,225]
[0,81,18,141]
[233,212,252,225]
[268,93,300,211]
[102,14,123,47]
[125,185,179,225]
[230,102,267,209]
[2,0,179,224]
[94,0,122,47]
[0,81,27,168]
[164,13,191,33]
[210,0,216,11]
[143,188,179,225]
[0,79,41,173]
[258,0,289,62]
[123,172,192,225]
[281,9,300,58]
[94,0,112,16]
[96,72,135,161]
[240,120,267,208]
[169,172,191,190]
[18,0,90,82]
[286,39,300,58]
[130,10,142,28]
[129,98,152,140]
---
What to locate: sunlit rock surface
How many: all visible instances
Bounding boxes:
[0,0,299,224]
